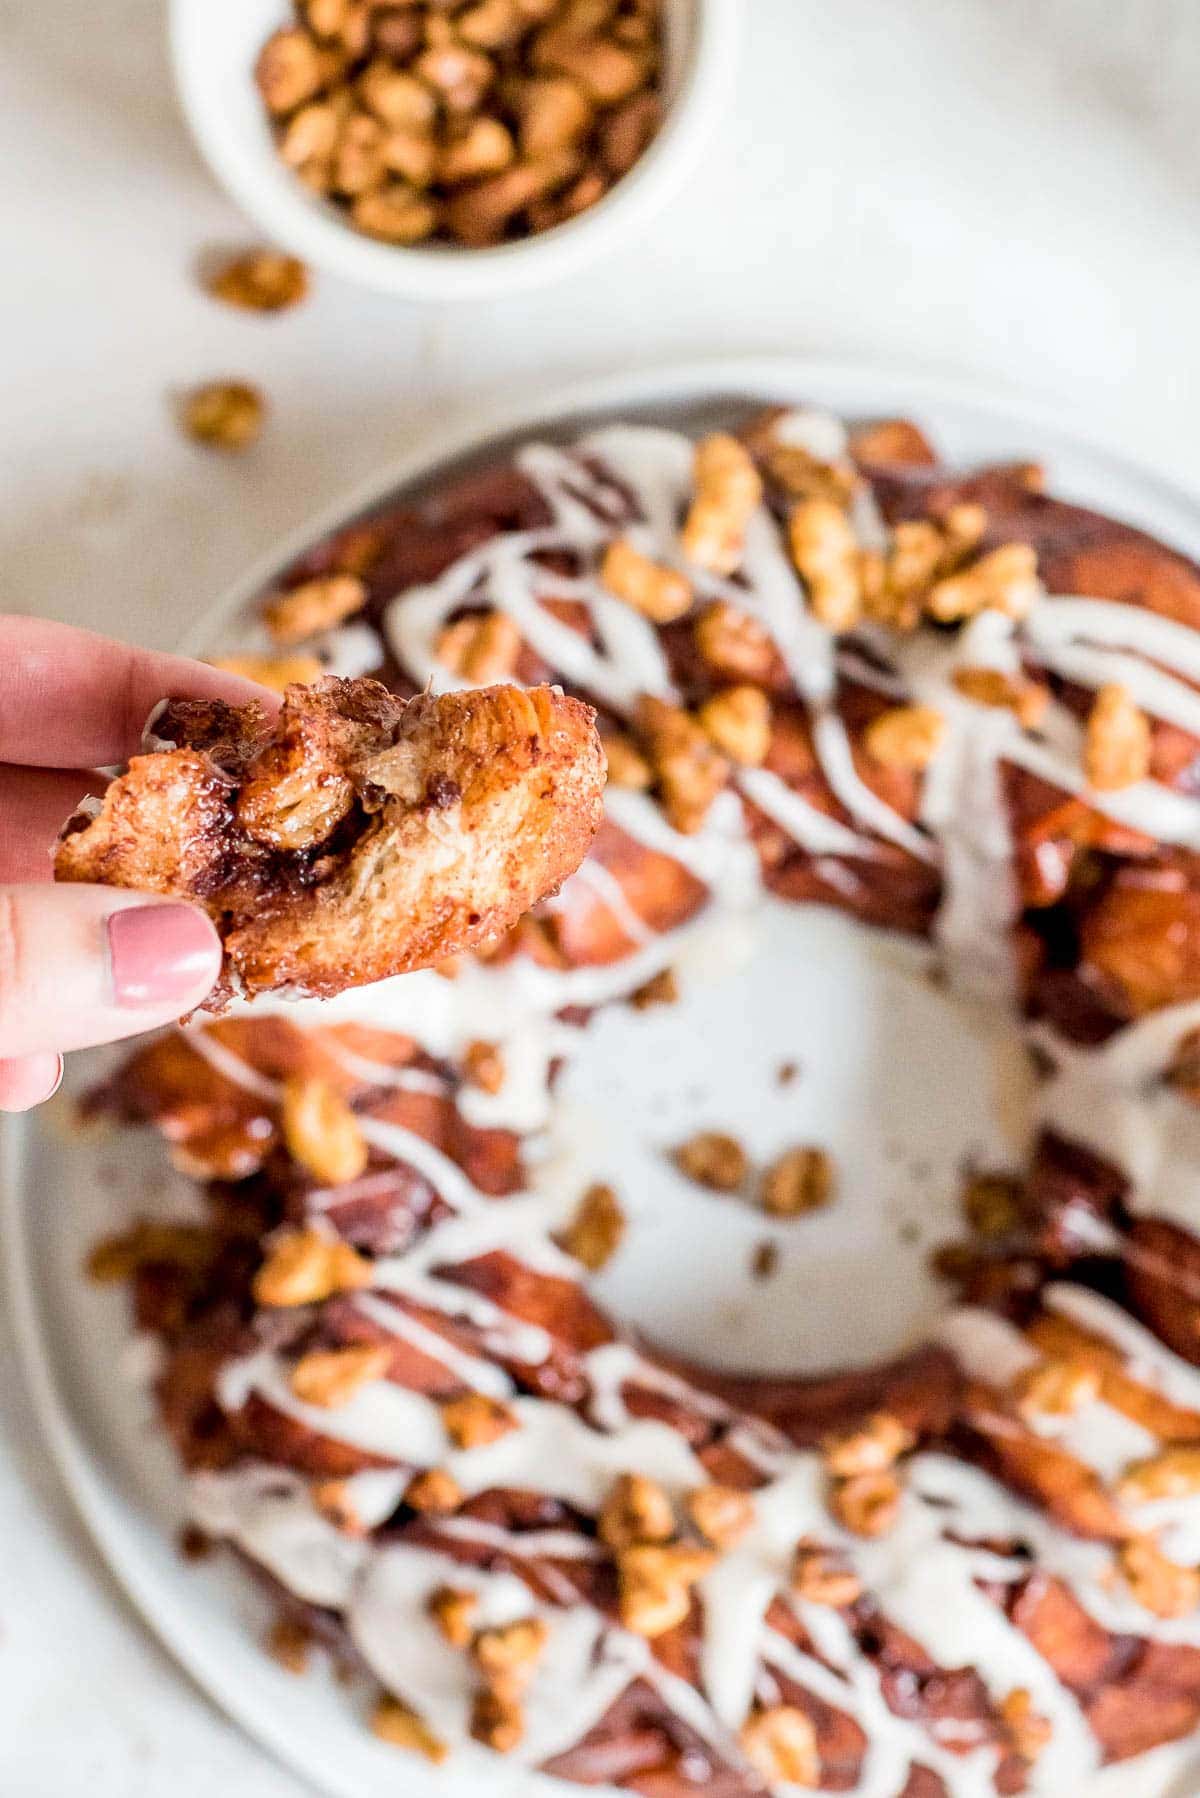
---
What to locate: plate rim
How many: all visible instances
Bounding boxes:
[10,350,1200,1798]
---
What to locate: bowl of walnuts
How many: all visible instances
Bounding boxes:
[170,0,741,301]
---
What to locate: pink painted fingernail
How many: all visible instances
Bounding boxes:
[107,905,220,1008]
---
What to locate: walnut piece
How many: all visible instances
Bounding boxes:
[558,1181,626,1271]
[405,1468,464,1514]
[739,1705,819,1788]
[636,695,729,835]
[864,703,946,772]
[823,1411,914,1478]
[951,665,1047,729]
[760,1146,835,1217]
[470,1617,549,1692]
[617,1542,714,1636]
[600,538,693,624]
[830,1469,903,1537]
[926,542,1039,623]
[598,1472,676,1550]
[685,1484,755,1549]
[790,1541,863,1607]
[680,434,763,576]
[603,730,653,790]
[1014,1357,1100,1422]
[694,600,777,685]
[1117,1446,1200,1505]
[470,1686,524,1753]
[427,1584,479,1647]
[1084,682,1151,791]
[1118,1536,1200,1618]
[1001,1688,1053,1764]
[182,381,265,451]
[673,1130,748,1193]
[441,1391,519,1449]
[463,1039,506,1094]
[281,1076,369,1185]
[371,1694,449,1762]
[210,652,324,693]
[206,250,309,312]
[253,1228,372,1307]
[264,574,367,645]
[630,967,679,1010]
[697,686,772,767]
[788,498,862,631]
[435,612,522,682]
[289,1342,391,1408]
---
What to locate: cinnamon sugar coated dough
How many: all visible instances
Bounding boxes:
[55,677,604,1006]
[80,401,1200,1796]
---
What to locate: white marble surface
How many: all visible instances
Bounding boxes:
[3,0,1200,1791]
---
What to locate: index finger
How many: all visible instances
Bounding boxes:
[0,615,280,769]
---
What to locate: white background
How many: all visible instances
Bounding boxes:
[2,0,1200,1791]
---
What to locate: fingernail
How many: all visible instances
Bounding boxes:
[47,1054,64,1101]
[107,904,219,1008]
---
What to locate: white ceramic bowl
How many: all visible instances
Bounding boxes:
[169,0,742,302]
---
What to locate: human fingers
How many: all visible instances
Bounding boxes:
[0,615,278,769]
[0,1053,63,1113]
[0,884,221,1059]
[0,765,107,882]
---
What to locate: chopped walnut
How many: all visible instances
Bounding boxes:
[961,1171,1023,1239]
[600,538,693,623]
[311,1478,365,1534]
[686,1484,755,1549]
[253,1228,371,1307]
[441,1391,519,1449]
[206,248,309,313]
[830,1469,903,1537]
[559,1181,626,1271]
[435,611,521,683]
[694,600,777,685]
[697,685,772,767]
[739,1704,820,1788]
[351,184,438,244]
[866,521,943,631]
[636,695,729,835]
[603,730,653,790]
[598,1472,676,1550]
[760,1146,835,1217]
[181,381,265,451]
[439,116,516,184]
[1117,1446,1200,1505]
[1084,683,1151,792]
[1014,1357,1100,1422]
[264,574,366,644]
[281,1076,369,1186]
[823,1411,914,1478]
[256,27,327,115]
[617,1542,714,1636]
[463,1039,506,1094]
[766,442,858,508]
[289,1342,391,1408]
[790,1541,863,1607]
[471,1617,550,1692]
[210,652,324,693]
[673,1130,748,1193]
[371,1693,449,1762]
[470,1686,524,1753]
[427,1584,479,1648]
[788,498,862,631]
[1118,1536,1200,1618]
[951,665,1047,729]
[863,703,946,772]
[266,1616,313,1674]
[630,968,679,1011]
[1001,1688,1053,1764]
[680,434,763,576]
[926,542,1040,623]
[404,1468,464,1514]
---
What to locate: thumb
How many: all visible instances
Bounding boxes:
[0,885,222,1058]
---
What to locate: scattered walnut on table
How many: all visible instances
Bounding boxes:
[181,381,264,451]
[760,1146,835,1217]
[205,249,309,312]
[673,1130,749,1193]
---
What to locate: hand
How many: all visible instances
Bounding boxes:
[0,615,274,1112]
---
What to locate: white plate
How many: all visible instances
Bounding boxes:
[9,357,1200,1798]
